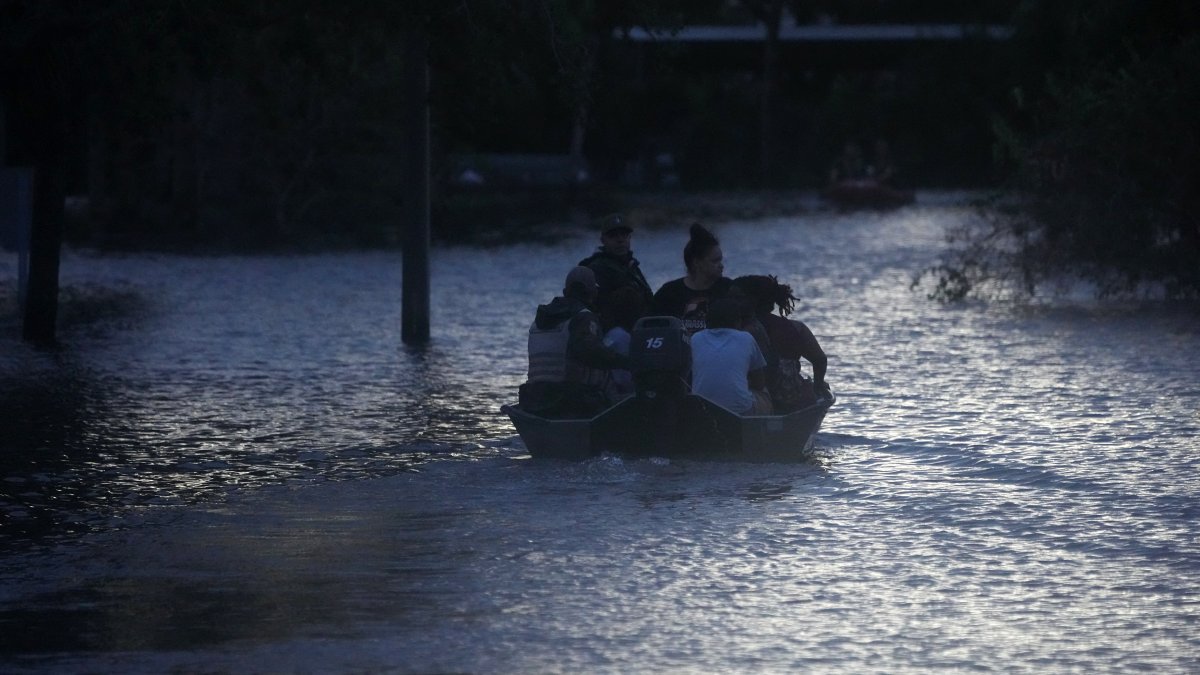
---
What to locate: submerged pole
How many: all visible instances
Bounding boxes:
[5,68,65,346]
[22,158,63,347]
[401,19,431,345]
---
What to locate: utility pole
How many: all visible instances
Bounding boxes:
[22,156,63,346]
[5,48,66,347]
[401,18,431,345]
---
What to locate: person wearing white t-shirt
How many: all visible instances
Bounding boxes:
[689,298,771,415]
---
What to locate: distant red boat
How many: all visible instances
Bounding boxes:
[822,179,915,209]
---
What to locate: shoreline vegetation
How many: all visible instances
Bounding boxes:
[4,189,1195,338]
[40,185,1200,306]
[921,3,1200,302]
[437,188,830,247]
[54,187,838,252]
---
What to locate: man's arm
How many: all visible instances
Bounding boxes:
[568,313,630,370]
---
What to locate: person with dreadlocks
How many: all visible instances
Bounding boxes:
[730,274,829,413]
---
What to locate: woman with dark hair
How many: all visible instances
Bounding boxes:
[652,223,733,335]
[731,274,829,412]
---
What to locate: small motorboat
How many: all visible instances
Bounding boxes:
[822,178,915,210]
[502,316,834,462]
[502,392,833,462]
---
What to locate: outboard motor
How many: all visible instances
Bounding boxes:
[624,316,690,456]
[628,316,690,401]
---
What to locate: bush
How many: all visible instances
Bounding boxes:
[922,2,1200,300]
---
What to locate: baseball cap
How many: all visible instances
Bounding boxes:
[598,213,633,235]
[564,266,598,293]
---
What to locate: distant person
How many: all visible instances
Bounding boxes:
[828,140,866,185]
[731,274,829,412]
[652,223,732,335]
[688,297,771,416]
[519,266,631,418]
[598,284,647,400]
[578,213,654,312]
[867,138,896,185]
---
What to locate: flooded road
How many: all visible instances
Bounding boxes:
[2,194,1198,673]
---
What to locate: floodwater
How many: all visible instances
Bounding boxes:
[1,194,1197,673]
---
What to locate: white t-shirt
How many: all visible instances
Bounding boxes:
[689,328,766,414]
[603,327,634,396]
[603,326,631,355]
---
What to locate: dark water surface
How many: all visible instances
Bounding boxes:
[2,194,1198,673]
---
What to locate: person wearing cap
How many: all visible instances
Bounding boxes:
[519,266,632,418]
[577,213,655,312]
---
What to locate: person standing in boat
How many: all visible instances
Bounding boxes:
[731,274,829,412]
[578,213,655,313]
[688,297,771,416]
[519,266,631,418]
[652,223,732,335]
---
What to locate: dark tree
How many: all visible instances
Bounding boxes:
[922,0,1200,300]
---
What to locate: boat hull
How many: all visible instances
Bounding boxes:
[822,179,914,209]
[502,392,833,462]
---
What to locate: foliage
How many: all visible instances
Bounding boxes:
[3,0,1027,251]
[3,0,720,249]
[923,0,1200,300]
[912,195,1039,302]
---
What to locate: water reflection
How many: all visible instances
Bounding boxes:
[1,489,480,654]
[1,255,540,538]
[1,197,1198,672]
[741,482,794,502]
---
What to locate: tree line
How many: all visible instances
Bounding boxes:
[3,0,1195,297]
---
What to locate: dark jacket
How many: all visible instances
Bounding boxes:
[578,248,654,308]
[533,297,630,373]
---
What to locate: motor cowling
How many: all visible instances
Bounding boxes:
[628,315,689,399]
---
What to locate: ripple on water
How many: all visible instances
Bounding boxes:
[1,200,1198,672]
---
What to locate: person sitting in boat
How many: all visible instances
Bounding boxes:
[867,138,896,185]
[727,286,778,391]
[731,274,829,412]
[688,297,772,416]
[652,223,733,335]
[519,266,632,418]
[578,213,655,313]
[597,284,647,401]
[828,140,866,185]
